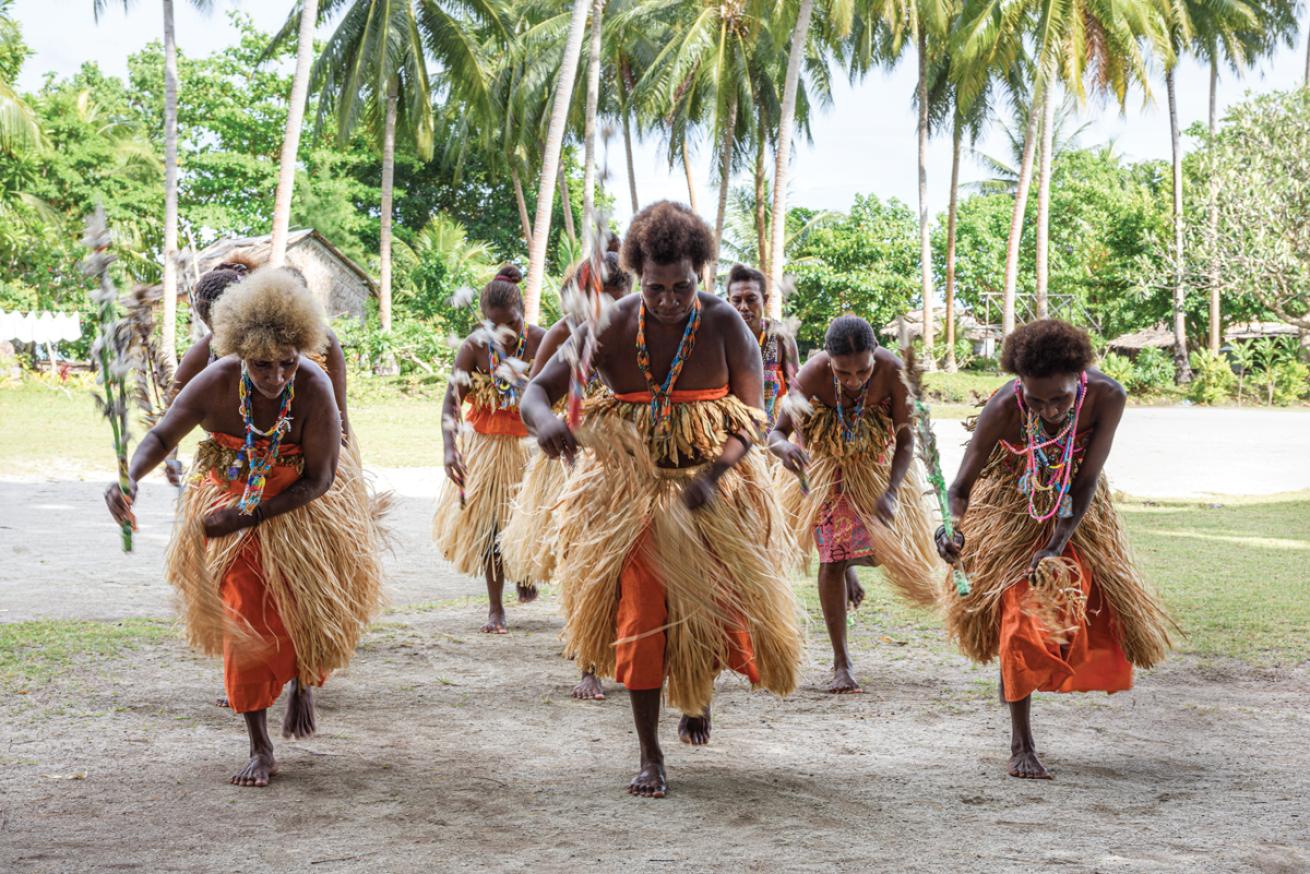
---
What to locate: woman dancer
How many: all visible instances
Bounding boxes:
[435,266,545,633]
[937,319,1174,779]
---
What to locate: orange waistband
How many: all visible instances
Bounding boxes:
[208,430,304,457]
[613,386,729,404]
[467,402,529,437]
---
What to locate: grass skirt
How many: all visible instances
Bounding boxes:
[774,405,941,607]
[163,442,386,685]
[556,409,803,716]
[499,449,570,587]
[944,449,1175,668]
[433,428,532,579]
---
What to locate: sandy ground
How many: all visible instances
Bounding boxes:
[1,406,1308,871]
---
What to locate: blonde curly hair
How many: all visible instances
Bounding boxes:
[210,267,328,360]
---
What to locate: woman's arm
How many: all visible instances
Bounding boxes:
[325,329,350,436]
[520,334,579,461]
[880,357,915,522]
[528,320,571,380]
[441,340,480,486]
[938,386,1012,562]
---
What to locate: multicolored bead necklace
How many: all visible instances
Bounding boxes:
[1004,371,1088,522]
[636,296,702,437]
[489,328,527,409]
[229,364,295,515]
[832,370,873,443]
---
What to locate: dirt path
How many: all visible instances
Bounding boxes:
[2,596,1307,873]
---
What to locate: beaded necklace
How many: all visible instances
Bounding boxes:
[229,364,295,515]
[1003,372,1088,522]
[832,369,873,443]
[489,328,527,409]
[635,296,702,437]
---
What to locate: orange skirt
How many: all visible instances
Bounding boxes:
[615,530,759,692]
[999,546,1133,702]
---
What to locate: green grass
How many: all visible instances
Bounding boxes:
[1119,492,1310,663]
[0,618,174,691]
[921,370,1009,406]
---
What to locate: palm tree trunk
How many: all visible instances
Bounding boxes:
[1207,57,1221,353]
[559,167,577,244]
[682,134,700,212]
[1000,84,1043,337]
[379,81,398,343]
[512,167,533,250]
[523,0,592,324]
[767,0,815,321]
[915,27,935,368]
[712,88,739,292]
[944,116,962,372]
[581,0,604,234]
[1034,82,1057,320]
[620,72,639,212]
[754,126,769,278]
[1166,67,1192,382]
[161,0,179,366]
[1305,25,1309,89]
[269,0,318,267]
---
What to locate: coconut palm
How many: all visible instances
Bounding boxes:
[280,0,499,343]
[267,0,318,267]
[93,0,215,366]
[1194,0,1298,352]
[581,0,605,231]
[767,0,819,319]
[522,0,592,323]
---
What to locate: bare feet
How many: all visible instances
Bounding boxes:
[846,571,865,610]
[627,761,667,798]
[215,695,230,708]
[1009,747,1052,780]
[230,751,277,788]
[677,708,711,746]
[281,680,317,740]
[571,672,606,700]
[481,609,508,634]
[516,583,538,604]
[825,665,862,694]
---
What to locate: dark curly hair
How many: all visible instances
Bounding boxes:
[481,263,524,314]
[621,201,714,275]
[825,315,878,357]
[192,252,260,326]
[726,263,767,298]
[1000,319,1096,378]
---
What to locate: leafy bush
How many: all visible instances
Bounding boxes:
[1260,359,1310,406]
[1129,347,1176,393]
[921,371,1009,404]
[334,309,453,377]
[1099,352,1135,387]
[1187,350,1236,404]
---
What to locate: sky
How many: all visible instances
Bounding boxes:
[13,0,1310,229]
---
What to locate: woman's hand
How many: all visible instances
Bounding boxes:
[535,417,579,463]
[203,506,250,538]
[443,448,467,488]
[772,441,810,474]
[104,480,139,530]
[1029,546,1062,575]
[874,488,898,526]
[681,472,718,511]
[935,526,964,564]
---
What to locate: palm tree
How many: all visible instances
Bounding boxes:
[522,0,592,323]
[581,0,605,232]
[284,0,498,342]
[93,0,214,367]
[767,0,818,319]
[954,0,1164,337]
[267,0,318,267]
[1196,0,1297,352]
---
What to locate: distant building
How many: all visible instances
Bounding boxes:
[880,310,997,357]
[177,229,376,321]
[1107,321,1305,356]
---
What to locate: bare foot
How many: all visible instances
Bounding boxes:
[677,708,711,746]
[481,609,508,634]
[214,695,230,708]
[516,583,538,604]
[825,665,862,694]
[1008,748,1052,780]
[627,761,667,798]
[230,752,277,788]
[846,572,865,610]
[281,680,317,740]
[571,672,606,700]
